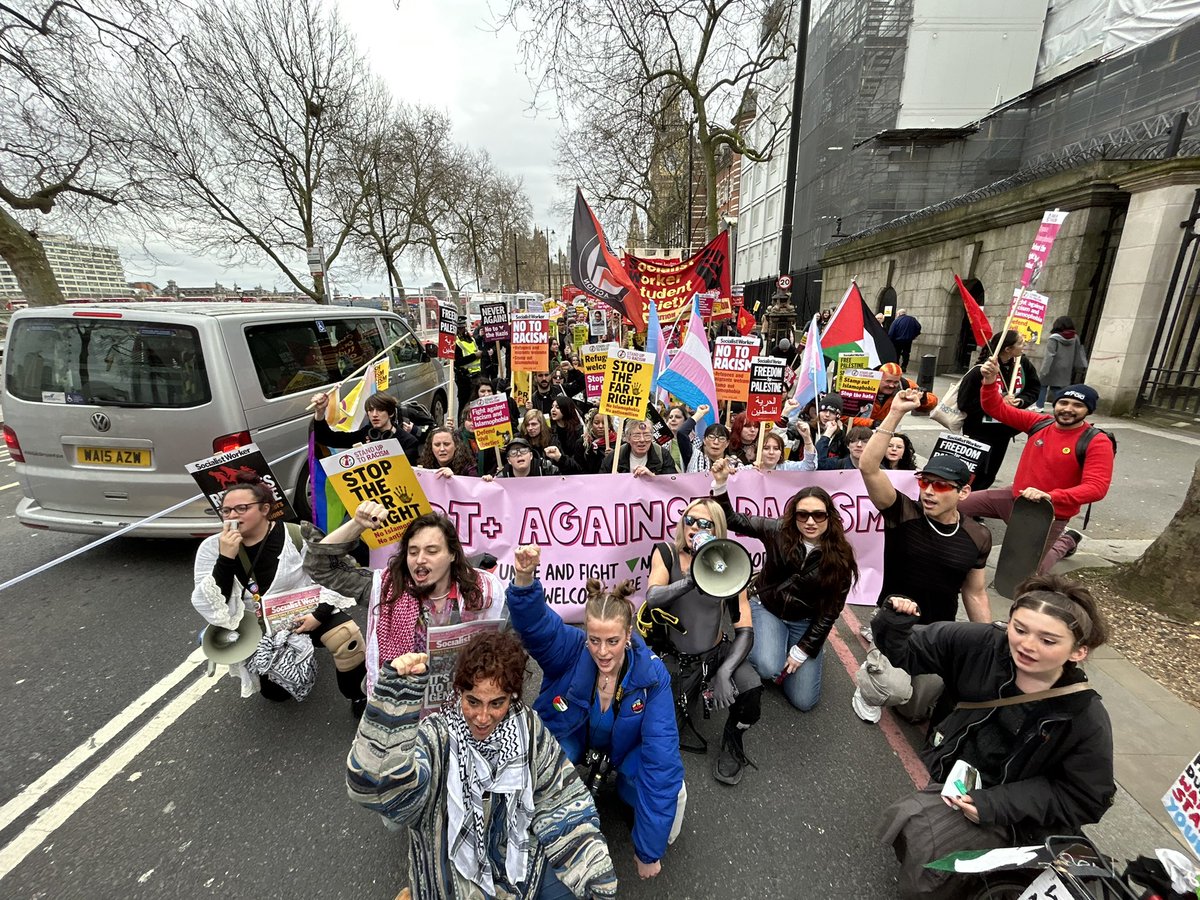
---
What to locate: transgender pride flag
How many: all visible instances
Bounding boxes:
[789,314,828,421]
[658,295,718,430]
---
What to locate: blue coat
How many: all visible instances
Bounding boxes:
[506,580,684,865]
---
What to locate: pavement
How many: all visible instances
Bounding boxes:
[899,373,1200,858]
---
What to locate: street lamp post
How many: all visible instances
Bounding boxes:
[546,228,555,300]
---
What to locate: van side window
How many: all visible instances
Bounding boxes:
[5,319,210,408]
[382,319,423,366]
[246,317,384,399]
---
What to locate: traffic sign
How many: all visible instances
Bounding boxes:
[777,274,792,291]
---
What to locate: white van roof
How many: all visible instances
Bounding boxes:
[17,302,381,320]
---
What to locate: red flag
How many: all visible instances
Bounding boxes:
[569,188,645,331]
[736,306,755,335]
[955,275,994,347]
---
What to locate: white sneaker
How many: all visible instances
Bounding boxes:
[852,687,882,724]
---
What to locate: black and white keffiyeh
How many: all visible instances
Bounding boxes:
[445,703,534,894]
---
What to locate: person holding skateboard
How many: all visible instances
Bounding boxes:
[958,358,1114,573]
[856,388,993,724]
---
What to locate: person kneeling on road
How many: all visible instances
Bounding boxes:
[190,475,367,714]
[870,574,1115,900]
[506,545,684,881]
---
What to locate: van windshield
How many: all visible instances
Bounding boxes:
[5,318,210,408]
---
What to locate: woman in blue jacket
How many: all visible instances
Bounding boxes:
[506,545,685,882]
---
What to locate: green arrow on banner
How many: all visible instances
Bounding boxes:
[625,557,640,572]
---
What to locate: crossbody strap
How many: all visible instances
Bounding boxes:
[955,681,1093,710]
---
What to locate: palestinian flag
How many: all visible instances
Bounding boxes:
[820,282,898,366]
[569,188,645,331]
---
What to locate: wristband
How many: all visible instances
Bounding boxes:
[788,645,808,664]
[876,428,895,437]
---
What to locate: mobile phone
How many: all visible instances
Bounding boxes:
[941,759,981,798]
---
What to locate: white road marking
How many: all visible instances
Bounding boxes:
[0,483,19,492]
[0,658,220,882]
[0,650,205,835]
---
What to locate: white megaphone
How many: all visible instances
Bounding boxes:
[690,531,753,598]
[201,610,264,665]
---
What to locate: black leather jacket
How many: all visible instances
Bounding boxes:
[712,489,848,659]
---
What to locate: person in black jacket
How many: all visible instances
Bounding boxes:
[310,390,423,463]
[482,437,561,480]
[957,330,1041,490]
[599,420,678,475]
[710,459,858,710]
[872,573,1115,899]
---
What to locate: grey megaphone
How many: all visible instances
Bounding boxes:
[201,610,264,665]
[690,532,753,598]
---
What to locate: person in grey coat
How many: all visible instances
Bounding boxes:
[1038,317,1089,409]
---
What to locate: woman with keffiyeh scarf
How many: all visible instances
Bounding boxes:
[348,632,618,900]
[303,506,506,696]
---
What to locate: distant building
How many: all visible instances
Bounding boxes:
[0,234,129,300]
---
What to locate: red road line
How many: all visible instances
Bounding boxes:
[828,605,930,789]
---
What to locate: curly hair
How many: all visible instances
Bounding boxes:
[583,578,636,631]
[781,487,858,612]
[1011,573,1109,649]
[417,426,475,473]
[384,512,483,610]
[453,631,528,696]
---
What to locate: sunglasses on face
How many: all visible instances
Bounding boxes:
[916,476,959,493]
[794,510,829,523]
[683,515,714,530]
[218,502,263,518]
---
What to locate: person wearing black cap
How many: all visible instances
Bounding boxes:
[483,437,561,480]
[811,393,850,465]
[957,359,1114,571]
[857,389,993,724]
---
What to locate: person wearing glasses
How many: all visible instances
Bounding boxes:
[709,459,858,712]
[685,422,740,473]
[816,423,873,470]
[856,388,993,724]
[190,475,368,714]
[644,497,760,787]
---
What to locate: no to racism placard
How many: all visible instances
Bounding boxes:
[319,439,430,548]
[599,347,654,420]
[713,336,760,403]
[581,342,617,401]
[747,355,786,423]
[480,301,510,342]
[510,312,550,372]
[469,394,514,451]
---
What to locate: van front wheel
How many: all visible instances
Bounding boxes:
[293,462,313,523]
[431,393,447,427]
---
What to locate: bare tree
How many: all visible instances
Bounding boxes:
[0,1,172,305]
[500,0,795,239]
[130,0,375,304]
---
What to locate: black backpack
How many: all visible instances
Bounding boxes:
[1027,419,1116,527]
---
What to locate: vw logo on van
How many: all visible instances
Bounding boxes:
[90,413,112,433]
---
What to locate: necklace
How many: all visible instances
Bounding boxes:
[600,674,611,692]
[925,515,961,538]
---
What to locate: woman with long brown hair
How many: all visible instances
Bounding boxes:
[710,459,859,711]
[304,507,505,694]
[520,408,551,452]
[417,425,478,477]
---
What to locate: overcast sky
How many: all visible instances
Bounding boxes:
[122,0,563,296]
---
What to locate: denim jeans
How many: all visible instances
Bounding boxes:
[748,600,824,711]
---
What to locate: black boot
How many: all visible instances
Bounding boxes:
[350,697,367,719]
[713,720,755,785]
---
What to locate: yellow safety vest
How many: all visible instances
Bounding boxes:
[456,337,481,374]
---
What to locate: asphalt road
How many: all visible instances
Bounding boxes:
[0,414,1190,900]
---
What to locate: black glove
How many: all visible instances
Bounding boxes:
[644,572,695,609]
[713,626,753,709]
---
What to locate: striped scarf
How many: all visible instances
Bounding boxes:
[445,704,533,894]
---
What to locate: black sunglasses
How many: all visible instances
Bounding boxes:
[683,514,715,530]
[795,510,829,523]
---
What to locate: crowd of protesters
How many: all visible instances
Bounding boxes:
[192,304,1117,899]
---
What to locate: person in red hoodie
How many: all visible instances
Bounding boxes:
[958,357,1114,572]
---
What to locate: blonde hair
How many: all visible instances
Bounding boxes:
[584,579,635,630]
[673,497,728,557]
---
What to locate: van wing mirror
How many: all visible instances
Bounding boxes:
[424,342,438,359]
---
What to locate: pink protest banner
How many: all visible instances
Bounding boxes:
[367,470,918,622]
[1020,209,1068,289]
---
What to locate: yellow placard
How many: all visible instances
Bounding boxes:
[373,359,390,391]
[835,353,868,391]
[572,324,589,350]
[321,440,430,548]
[599,348,654,420]
[510,369,531,411]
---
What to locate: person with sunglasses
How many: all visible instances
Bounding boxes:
[856,388,993,724]
[709,458,858,711]
[190,475,368,714]
[644,498,760,787]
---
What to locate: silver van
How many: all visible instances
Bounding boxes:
[1,302,449,537]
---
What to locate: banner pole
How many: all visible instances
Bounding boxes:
[610,418,625,474]
[495,446,503,471]
[991,290,1021,363]
[724,400,732,427]
[1006,355,1022,398]
[755,420,767,466]
[604,415,611,451]
[304,335,409,410]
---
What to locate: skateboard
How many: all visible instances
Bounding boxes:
[994,497,1055,599]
